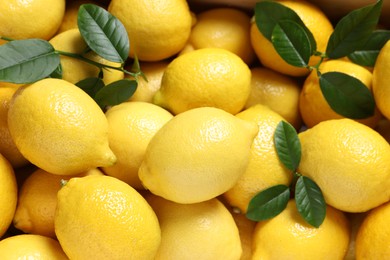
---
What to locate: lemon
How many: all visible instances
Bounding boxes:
[0,0,65,45]
[186,7,255,64]
[49,28,124,85]
[153,48,251,115]
[355,201,390,259]
[252,200,350,259]
[102,102,173,189]
[108,0,192,61]
[250,0,334,77]
[373,40,390,120]
[230,211,256,260]
[13,168,103,238]
[8,78,116,175]
[0,234,68,259]
[139,107,258,204]
[298,118,390,212]
[300,59,382,128]
[245,67,302,129]
[0,154,17,238]
[55,175,161,259]
[145,194,242,260]
[223,104,291,213]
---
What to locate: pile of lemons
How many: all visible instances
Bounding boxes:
[0,0,390,259]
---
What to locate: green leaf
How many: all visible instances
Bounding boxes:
[75,77,105,98]
[246,185,290,221]
[94,79,137,109]
[255,1,316,52]
[348,29,390,67]
[274,120,301,171]
[326,0,383,59]
[49,64,63,79]
[272,20,312,67]
[295,176,326,228]
[0,39,60,84]
[319,71,375,119]
[78,4,129,63]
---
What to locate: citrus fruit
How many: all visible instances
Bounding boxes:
[55,175,161,259]
[102,102,173,189]
[108,0,192,61]
[373,40,390,120]
[298,118,390,212]
[153,48,251,115]
[230,211,256,260]
[8,78,116,175]
[138,107,258,204]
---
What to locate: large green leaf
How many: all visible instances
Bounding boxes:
[274,120,301,171]
[0,39,60,83]
[326,0,383,59]
[94,79,137,109]
[76,77,105,98]
[78,4,129,63]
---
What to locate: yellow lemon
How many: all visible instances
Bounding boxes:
[250,0,334,77]
[13,168,103,238]
[300,59,382,128]
[102,102,173,189]
[8,78,116,175]
[0,0,65,45]
[187,7,255,64]
[252,200,350,259]
[153,48,251,115]
[49,28,124,85]
[0,234,68,259]
[230,211,256,260]
[139,107,258,204]
[108,0,192,61]
[245,67,302,129]
[145,194,242,260]
[0,154,17,237]
[54,175,161,259]
[298,118,390,212]
[373,40,390,120]
[223,104,291,213]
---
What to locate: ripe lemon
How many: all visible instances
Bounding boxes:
[373,40,390,120]
[138,107,258,204]
[108,0,192,61]
[186,7,255,64]
[300,59,382,128]
[230,211,256,260]
[8,78,116,175]
[49,28,124,85]
[298,118,390,212]
[0,154,17,237]
[245,67,302,129]
[0,85,29,168]
[223,104,291,213]
[250,0,334,77]
[252,200,350,259]
[55,175,161,259]
[102,102,173,189]
[355,201,390,259]
[153,48,251,115]
[0,234,68,259]
[13,168,103,238]
[0,0,65,45]
[145,194,242,260]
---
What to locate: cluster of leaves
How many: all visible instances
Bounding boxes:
[0,4,140,110]
[254,0,390,119]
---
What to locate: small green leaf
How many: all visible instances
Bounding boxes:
[319,71,375,119]
[78,4,129,63]
[326,0,383,59]
[94,79,137,109]
[348,29,390,67]
[75,77,105,98]
[272,20,312,67]
[246,185,290,221]
[274,120,301,171]
[49,64,63,79]
[0,39,60,83]
[255,1,316,52]
[295,176,326,228]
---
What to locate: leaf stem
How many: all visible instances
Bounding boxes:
[0,36,14,42]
